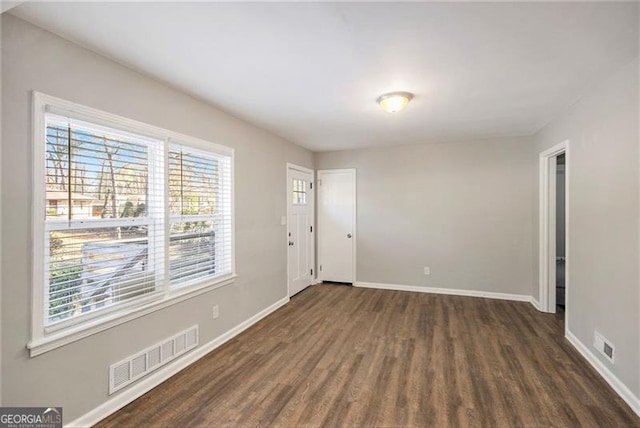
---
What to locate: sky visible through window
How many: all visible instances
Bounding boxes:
[45,118,150,220]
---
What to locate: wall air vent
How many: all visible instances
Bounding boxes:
[109,325,199,395]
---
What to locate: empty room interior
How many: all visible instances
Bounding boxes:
[1,1,640,426]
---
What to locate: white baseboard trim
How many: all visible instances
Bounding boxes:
[565,330,640,417]
[530,298,541,311]
[354,281,531,302]
[65,295,290,428]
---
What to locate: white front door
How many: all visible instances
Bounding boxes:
[287,165,314,296]
[318,169,356,283]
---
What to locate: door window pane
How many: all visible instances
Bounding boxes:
[292,179,307,205]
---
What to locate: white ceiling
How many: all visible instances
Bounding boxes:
[10,2,639,151]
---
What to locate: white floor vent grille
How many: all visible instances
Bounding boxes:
[109,325,199,394]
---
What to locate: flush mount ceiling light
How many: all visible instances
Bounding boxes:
[376,91,414,113]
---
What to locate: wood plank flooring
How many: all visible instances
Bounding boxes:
[97,283,640,427]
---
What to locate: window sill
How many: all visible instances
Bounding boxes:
[27,274,237,357]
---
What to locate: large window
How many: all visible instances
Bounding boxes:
[31,93,234,353]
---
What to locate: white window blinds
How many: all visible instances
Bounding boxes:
[169,144,233,287]
[41,109,233,331]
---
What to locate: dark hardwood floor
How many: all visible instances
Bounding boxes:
[97,283,640,427]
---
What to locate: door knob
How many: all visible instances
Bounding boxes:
[347,233,352,239]
[289,241,294,246]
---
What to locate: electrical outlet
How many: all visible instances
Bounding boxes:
[212,305,219,319]
[594,331,614,363]
[424,267,430,275]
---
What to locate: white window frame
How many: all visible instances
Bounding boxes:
[29,92,236,357]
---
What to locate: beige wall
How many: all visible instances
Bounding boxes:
[316,137,536,296]
[533,58,640,396]
[1,14,312,420]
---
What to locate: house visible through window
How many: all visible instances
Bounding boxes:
[34,94,234,343]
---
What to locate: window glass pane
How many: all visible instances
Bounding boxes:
[169,150,218,216]
[46,119,149,221]
[169,221,216,286]
[169,145,232,288]
[44,115,161,327]
[291,179,307,205]
[47,226,154,325]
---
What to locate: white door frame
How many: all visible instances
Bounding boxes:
[286,163,315,297]
[317,168,357,284]
[538,140,570,326]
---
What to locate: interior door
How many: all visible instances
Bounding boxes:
[318,169,356,283]
[287,166,314,296]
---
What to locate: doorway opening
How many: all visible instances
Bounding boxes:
[556,154,566,317]
[538,140,569,329]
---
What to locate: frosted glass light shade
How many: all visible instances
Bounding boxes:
[377,92,413,113]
